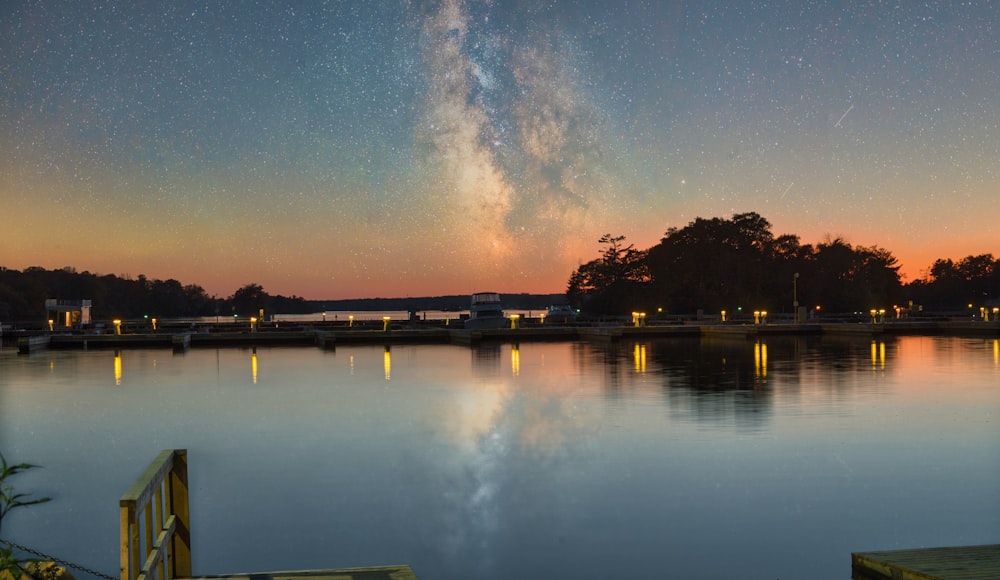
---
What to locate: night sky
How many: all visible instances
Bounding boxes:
[2,1,997,299]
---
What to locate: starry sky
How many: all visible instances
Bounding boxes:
[2,1,997,300]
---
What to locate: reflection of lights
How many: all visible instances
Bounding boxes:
[994,340,998,366]
[871,340,886,369]
[384,346,391,380]
[114,350,122,385]
[754,341,767,377]
[633,343,646,373]
[511,344,520,376]
[349,354,355,375]
[251,348,258,384]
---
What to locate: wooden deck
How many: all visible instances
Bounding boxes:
[182,566,417,580]
[121,450,417,580]
[852,544,1000,579]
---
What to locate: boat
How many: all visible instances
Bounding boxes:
[465,292,509,330]
[544,304,578,324]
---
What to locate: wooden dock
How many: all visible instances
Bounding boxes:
[852,544,1000,579]
[120,449,417,580]
[184,567,416,580]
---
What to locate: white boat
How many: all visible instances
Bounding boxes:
[465,292,508,330]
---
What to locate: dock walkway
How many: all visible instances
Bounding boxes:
[852,544,1000,579]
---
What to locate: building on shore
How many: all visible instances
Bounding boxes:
[45,298,92,329]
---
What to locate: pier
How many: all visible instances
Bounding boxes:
[120,449,417,580]
[10,319,998,353]
[852,544,1000,579]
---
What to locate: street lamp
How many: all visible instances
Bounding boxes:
[510,314,520,329]
[113,319,122,335]
[382,316,391,332]
[793,273,800,324]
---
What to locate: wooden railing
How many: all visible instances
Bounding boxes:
[120,449,191,580]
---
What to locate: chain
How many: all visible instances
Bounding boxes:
[0,538,117,580]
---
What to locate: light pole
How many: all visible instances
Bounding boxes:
[793,272,800,324]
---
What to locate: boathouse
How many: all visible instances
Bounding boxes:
[45,298,92,329]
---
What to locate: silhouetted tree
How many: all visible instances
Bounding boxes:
[567,234,650,315]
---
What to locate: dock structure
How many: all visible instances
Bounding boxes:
[852,545,1000,579]
[120,449,417,580]
[9,319,998,354]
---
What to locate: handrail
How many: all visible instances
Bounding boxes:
[120,450,191,580]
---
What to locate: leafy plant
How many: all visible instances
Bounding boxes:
[1,453,52,578]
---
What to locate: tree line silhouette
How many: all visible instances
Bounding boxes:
[568,212,998,317]
[0,268,312,323]
[0,211,995,323]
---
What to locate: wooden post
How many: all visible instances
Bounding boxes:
[168,450,191,578]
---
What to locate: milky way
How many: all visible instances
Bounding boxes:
[1,1,997,298]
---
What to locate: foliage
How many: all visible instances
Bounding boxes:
[0,267,312,324]
[1,453,52,577]
[905,254,999,311]
[569,212,911,316]
[567,234,649,315]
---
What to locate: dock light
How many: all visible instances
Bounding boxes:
[322,312,327,322]
[48,319,54,332]
[760,311,767,325]
[151,318,157,331]
[753,311,761,325]
[721,310,727,322]
[510,314,520,329]
[113,319,122,335]
[632,312,646,327]
[383,316,391,332]
[250,316,258,332]
[348,315,354,328]
[540,313,546,324]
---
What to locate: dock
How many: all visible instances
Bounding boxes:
[120,449,417,580]
[9,320,998,354]
[852,544,1000,579]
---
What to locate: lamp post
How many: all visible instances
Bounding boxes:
[793,273,800,324]
[510,314,520,329]
[383,316,391,332]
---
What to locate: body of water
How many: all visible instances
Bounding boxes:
[1,335,997,579]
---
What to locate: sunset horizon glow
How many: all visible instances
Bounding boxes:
[2,1,997,301]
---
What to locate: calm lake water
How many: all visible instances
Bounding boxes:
[1,335,998,579]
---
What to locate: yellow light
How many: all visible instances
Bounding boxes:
[113,319,122,335]
[510,314,520,329]
[151,318,157,331]
[384,346,391,380]
[48,319,54,331]
[511,344,521,376]
[348,315,354,327]
[383,316,391,332]
[251,351,258,384]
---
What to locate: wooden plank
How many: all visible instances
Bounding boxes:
[179,565,417,580]
[852,544,1000,579]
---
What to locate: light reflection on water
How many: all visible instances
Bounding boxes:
[1,336,998,580]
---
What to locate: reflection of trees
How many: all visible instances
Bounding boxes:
[575,335,902,428]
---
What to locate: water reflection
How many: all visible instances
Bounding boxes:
[754,339,767,379]
[113,349,122,385]
[2,336,997,580]
[251,347,258,384]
